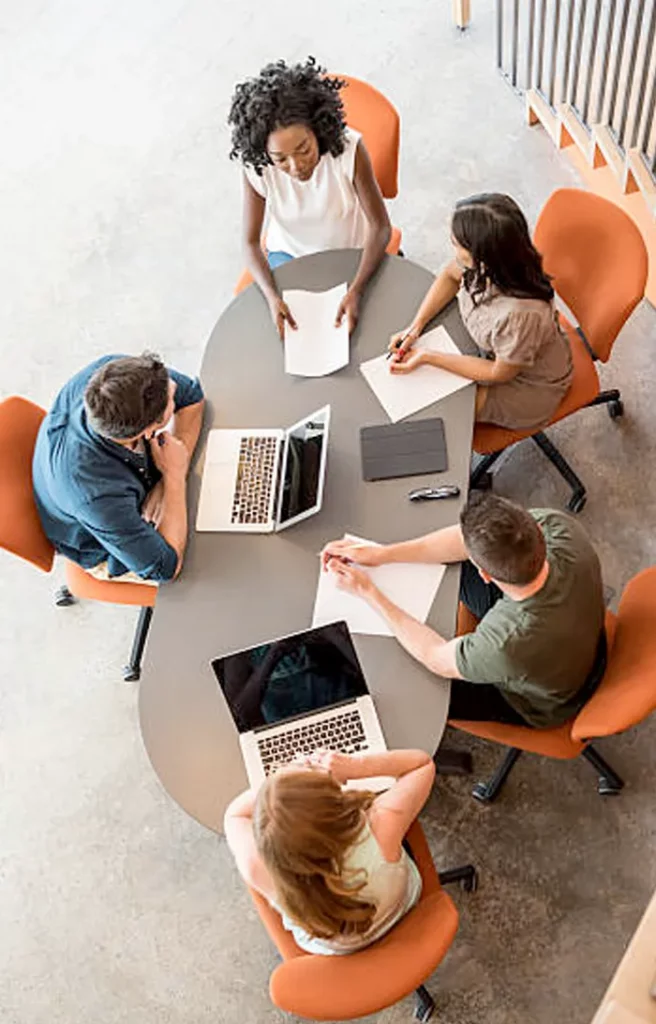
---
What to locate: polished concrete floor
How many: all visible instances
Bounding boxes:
[2,2,655,1023]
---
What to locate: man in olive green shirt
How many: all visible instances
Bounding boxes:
[321,492,607,729]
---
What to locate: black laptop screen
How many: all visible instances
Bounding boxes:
[277,411,328,526]
[212,621,368,734]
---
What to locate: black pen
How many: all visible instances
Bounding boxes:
[386,333,410,360]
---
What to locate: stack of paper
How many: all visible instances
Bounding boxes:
[360,324,472,422]
[312,534,446,637]
[283,284,350,377]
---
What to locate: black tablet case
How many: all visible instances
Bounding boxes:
[360,418,448,481]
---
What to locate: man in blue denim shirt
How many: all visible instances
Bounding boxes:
[33,352,205,583]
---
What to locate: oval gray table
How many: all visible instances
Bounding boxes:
[139,251,476,834]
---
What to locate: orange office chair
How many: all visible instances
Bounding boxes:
[234,74,402,296]
[248,819,477,1022]
[471,189,648,513]
[0,395,157,681]
[450,566,656,802]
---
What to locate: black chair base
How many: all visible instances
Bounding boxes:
[122,606,154,682]
[469,388,624,514]
[471,743,625,803]
[414,984,435,1022]
[412,865,479,1021]
[55,588,153,681]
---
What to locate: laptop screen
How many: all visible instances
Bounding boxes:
[276,406,330,529]
[212,621,368,734]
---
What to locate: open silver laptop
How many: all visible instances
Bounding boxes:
[211,621,391,791]
[196,405,330,533]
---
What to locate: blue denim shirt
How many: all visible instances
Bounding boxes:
[32,355,204,582]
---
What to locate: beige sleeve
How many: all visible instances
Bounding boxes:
[491,310,545,366]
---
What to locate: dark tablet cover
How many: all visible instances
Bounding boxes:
[360,418,448,481]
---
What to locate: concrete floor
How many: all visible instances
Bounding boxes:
[2,2,655,1023]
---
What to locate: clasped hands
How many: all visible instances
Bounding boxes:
[319,536,384,602]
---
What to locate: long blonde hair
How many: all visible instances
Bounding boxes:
[254,769,377,939]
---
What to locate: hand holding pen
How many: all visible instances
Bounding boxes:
[386,323,421,360]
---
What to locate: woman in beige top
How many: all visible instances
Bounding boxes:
[389,193,573,431]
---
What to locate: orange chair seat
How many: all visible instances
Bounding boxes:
[473,317,600,455]
[65,559,157,608]
[249,820,459,1021]
[449,716,583,759]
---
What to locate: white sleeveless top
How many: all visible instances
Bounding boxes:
[243,127,369,258]
[272,821,422,956]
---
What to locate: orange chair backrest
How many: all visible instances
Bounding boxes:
[534,189,648,362]
[573,567,656,741]
[0,396,54,573]
[331,74,400,199]
[250,820,459,1020]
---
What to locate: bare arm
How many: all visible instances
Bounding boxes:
[151,434,190,578]
[242,175,298,341]
[171,398,204,457]
[389,260,463,355]
[321,524,468,571]
[328,561,462,680]
[224,789,275,898]
[401,349,521,384]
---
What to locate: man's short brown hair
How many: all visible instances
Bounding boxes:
[460,492,546,585]
[84,354,169,440]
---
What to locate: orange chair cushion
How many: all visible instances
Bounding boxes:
[449,717,583,759]
[573,569,656,740]
[233,227,403,297]
[65,560,157,608]
[249,820,459,1020]
[473,317,600,454]
[335,75,400,198]
[534,189,648,363]
[0,396,55,574]
[269,889,458,1020]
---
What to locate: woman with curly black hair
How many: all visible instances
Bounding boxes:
[387,194,573,432]
[228,57,391,340]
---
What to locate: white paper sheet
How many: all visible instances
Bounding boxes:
[312,534,446,637]
[283,284,350,377]
[359,324,472,422]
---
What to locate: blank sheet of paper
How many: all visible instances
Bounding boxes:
[283,284,350,377]
[360,324,472,422]
[312,535,446,637]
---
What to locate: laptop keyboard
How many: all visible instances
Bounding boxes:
[258,709,368,776]
[231,436,278,525]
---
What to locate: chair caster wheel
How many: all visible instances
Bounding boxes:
[414,986,435,1022]
[460,867,479,893]
[597,779,623,796]
[472,781,493,803]
[123,665,141,682]
[568,493,587,514]
[397,248,405,258]
[55,585,76,607]
[608,399,624,419]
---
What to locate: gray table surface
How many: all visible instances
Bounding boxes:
[139,250,476,834]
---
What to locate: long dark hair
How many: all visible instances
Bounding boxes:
[451,193,554,305]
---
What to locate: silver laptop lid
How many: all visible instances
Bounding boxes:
[211,621,368,735]
[274,405,331,531]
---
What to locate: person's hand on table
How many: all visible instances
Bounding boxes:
[389,349,429,375]
[141,479,165,527]
[320,537,384,571]
[328,558,376,602]
[388,323,421,359]
[335,287,360,335]
[268,295,297,342]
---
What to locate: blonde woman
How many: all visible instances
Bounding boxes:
[224,749,434,955]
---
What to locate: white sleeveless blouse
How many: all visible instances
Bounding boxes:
[243,127,369,258]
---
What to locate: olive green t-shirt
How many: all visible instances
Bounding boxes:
[455,509,604,727]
